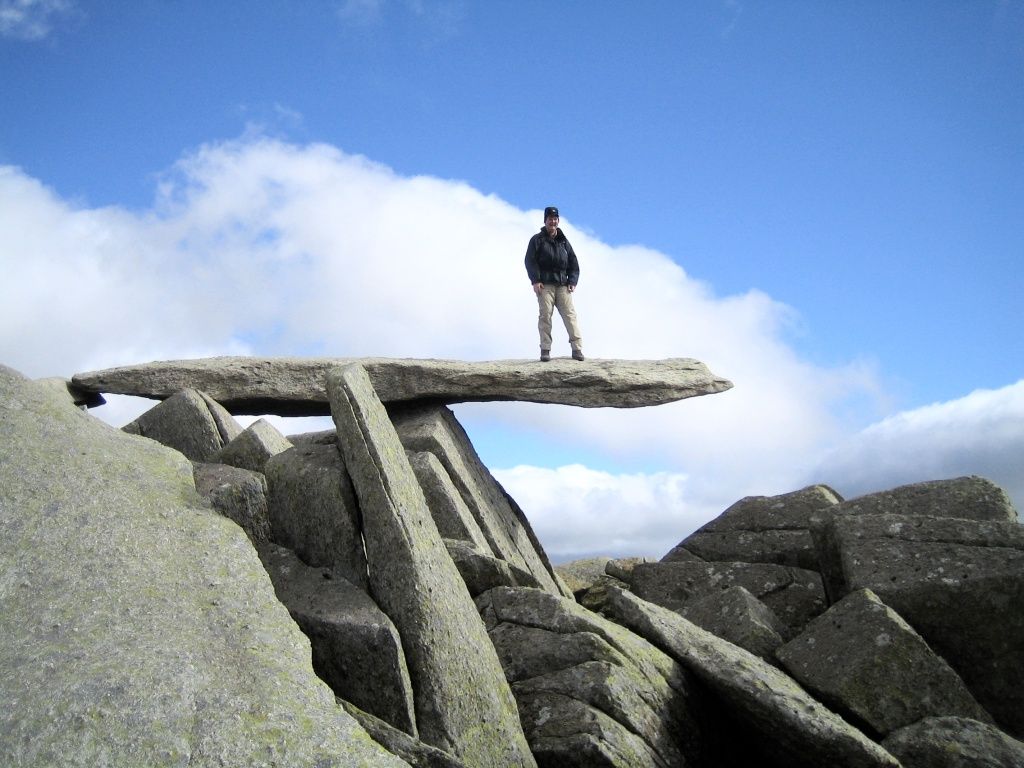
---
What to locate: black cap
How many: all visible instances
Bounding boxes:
[544,206,559,220]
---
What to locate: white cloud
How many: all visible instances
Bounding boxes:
[494,464,700,563]
[0,0,74,40]
[1,135,1017,562]
[809,380,1024,512]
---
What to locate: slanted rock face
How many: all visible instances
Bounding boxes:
[212,417,293,473]
[193,461,272,546]
[327,364,536,768]
[776,588,992,737]
[391,403,567,598]
[477,586,703,768]
[682,585,791,663]
[122,387,242,462]
[602,587,901,768]
[813,512,1024,737]
[259,543,417,737]
[71,355,734,415]
[0,365,409,768]
[881,716,1024,768]
[630,560,827,634]
[264,441,368,591]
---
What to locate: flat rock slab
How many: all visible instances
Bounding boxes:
[72,356,734,415]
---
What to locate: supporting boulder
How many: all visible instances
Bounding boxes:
[122,388,242,462]
[327,363,536,768]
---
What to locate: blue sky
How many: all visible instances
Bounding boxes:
[2,1,1022,559]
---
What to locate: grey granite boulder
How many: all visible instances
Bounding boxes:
[682,585,790,662]
[73,356,733,415]
[122,387,242,462]
[630,560,827,634]
[212,417,293,473]
[193,461,272,545]
[477,586,702,767]
[264,441,368,591]
[327,363,536,768]
[554,556,613,596]
[837,476,1018,522]
[665,484,841,569]
[391,404,566,598]
[0,364,409,768]
[408,449,491,551]
[813,511,1024,737]
[602,587,901,768]
[777,589,992,737]
[259,543,417,735]
[881,717,1024,768]
[444,539,543,597]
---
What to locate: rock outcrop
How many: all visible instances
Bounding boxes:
[0,365,408,768]
[5,355,1022,767]
[71,355,733,414]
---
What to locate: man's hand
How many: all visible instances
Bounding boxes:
[533,282,544,295]
[567,284,575,293]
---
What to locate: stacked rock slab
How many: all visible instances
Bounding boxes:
[327,363,536,768]
[122,387,242,462]
[813,508,1024,738]
[0,365,409,767]
[258,543,417,736]
[663,484,842,569]
[776,588,992,737]
[390,403,569,599]
[603,587,901,768]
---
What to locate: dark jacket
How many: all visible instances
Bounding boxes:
[524,227,580,287]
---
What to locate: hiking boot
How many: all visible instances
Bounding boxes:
[540,349,551,362]
[572,349,585,361]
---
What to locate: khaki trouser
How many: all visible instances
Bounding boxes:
[537,284,582,352]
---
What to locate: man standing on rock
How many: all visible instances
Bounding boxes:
[524,206,584,362]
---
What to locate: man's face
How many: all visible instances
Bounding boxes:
[544,214,559,234]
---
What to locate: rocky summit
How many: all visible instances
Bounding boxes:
[3,357,1023,768]
[70,355,734,415]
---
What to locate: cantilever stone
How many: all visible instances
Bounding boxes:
[71,356,733,416]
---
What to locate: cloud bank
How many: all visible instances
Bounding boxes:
[1,136,1018,560]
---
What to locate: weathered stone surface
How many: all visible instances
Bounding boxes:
[259,543,417,736]
[602,587,901,768]
[35,376,106,408]
[554,556,612,596]
[212,417,293,473]
[477,586,702,768]
[72,355,734,415]
[0,365,409,768]
[408,450,491,551]
[391,404,567,598]
[665,484,841,569]
[837,476,1018,523]
[813,512,1024,737]
[683,585,790,662]
[444,539,542,597]
[340,701,469,768]
[777,589,992,737]
[630,560,827,633]
[881,716,1024,768]
[122,388,242,462]
[327,363,536,768]
[605,556,654,583]
[264,441,368,591]
[193,461,272,545]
